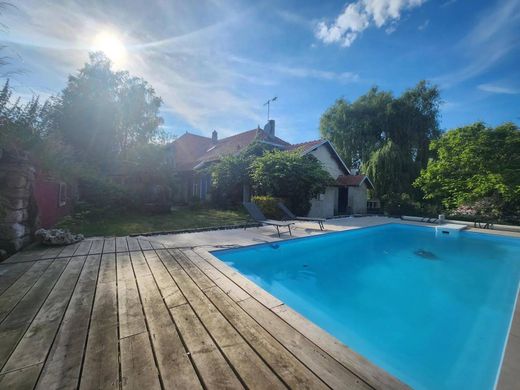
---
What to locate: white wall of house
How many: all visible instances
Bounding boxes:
[307,143,345,218]
[307,144,344,218]
[308,144,345,178]
[348,182,368,214]
[308,186,338,218]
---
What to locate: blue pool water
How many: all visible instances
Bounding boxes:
[213,224,520,390]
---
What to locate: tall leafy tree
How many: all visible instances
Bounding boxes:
[320,81,441,206]
[53,52,163,170]
[414,122,520,220]
[250,150,332,215]
[319,87,392,168]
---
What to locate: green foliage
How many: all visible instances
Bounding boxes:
[210,141,272,207]
[251,195,284,219]
[414,122,520,221]
[319,87,392,169]
[53,52,163,171]
[250,150,333,215]
[364,140,415,198]
[0,80,51,151]
[78,175,138,212]
[320,81,441,211]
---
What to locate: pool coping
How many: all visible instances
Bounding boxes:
[205,221,520,390]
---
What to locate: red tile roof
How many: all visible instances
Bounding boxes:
[336,174,372,187]
[170,128,291,171]
[170,132,214,170]
[286,139,324,152]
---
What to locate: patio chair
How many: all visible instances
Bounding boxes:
[277,202,325,231]
[243,202,294,237]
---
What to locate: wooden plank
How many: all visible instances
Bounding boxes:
[130,251,151,277]
[182,249,249,302]
[137,238,153,251]
[103,238,116,253]
[89,239,104,255]
[98,253,116,284]
[156,249,285,389]
[117,253,146,339]
[194,248,282,308]
[126,237,141,252]
[205,286,331,390]
[80,254,119,390]
[270,303,405,390]
[58,242,81,258]
[2,248,42,264]
[120,332,161,390]
[36,255,101,390]
[116,237,129,253]
[172,249,215,291]
[38,245,65,259]
[0,262,34,295]
[0,258,69,369]
[0,260,53,323]
[149,239,164,250]
[170,303,243,389]
[0,363,42,390]
[142,251,186,308]
[132,254,201,389]
[239,298,372,390]
[75,240,93,256]
[1,256,86,373]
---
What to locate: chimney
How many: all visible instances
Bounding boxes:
[212,130,218,143]
[263,119,275,137]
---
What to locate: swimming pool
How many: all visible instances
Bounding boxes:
[213,224,520,390]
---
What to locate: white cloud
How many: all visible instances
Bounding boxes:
[477,83,520,95]
[315,0,426,47]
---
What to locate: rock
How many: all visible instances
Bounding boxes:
[0,249,7,260]
[35,228,84,246]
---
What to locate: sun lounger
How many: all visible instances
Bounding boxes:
[243,202,294,237]
[277,202,325,231]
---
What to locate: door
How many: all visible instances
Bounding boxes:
[338,187,349,214]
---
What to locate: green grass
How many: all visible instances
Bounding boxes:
[57,207,248,237]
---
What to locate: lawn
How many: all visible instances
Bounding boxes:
[57,207,248,237]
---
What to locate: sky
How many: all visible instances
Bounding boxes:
[1,0,519,144]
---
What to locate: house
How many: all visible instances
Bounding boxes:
[168,120,374,217]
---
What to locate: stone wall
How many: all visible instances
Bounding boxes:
[0,149,38,254]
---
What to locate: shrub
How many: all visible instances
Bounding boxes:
[78,176,137,212]
[250,150,332,216]
[252,196,284,219]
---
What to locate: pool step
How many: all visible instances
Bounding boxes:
[435,223,467,237]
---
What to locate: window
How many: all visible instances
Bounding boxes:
[58,182,67,207]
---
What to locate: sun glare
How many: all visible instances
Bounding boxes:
[92,31,127,67]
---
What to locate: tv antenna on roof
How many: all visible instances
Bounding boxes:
[263,96,277,121]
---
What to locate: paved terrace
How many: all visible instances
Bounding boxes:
[0,217,518,389]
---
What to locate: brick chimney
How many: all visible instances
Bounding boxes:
[212,130,218,143]
[263,120,275,137]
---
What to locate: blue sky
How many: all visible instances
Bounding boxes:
[1,0,519,143]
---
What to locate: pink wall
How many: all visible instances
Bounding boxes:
[33,173,73,228]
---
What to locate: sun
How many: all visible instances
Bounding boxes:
[92,31,127,67]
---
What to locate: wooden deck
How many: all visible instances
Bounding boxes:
[0,237,407,390]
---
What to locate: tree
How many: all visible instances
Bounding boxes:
[320,81,441,207]
[364,140,415,198]
[250,150,332,215]
[319,87,392,169]
[210,141,272,207]
[52,52,163,170]
[414,122,520,221]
